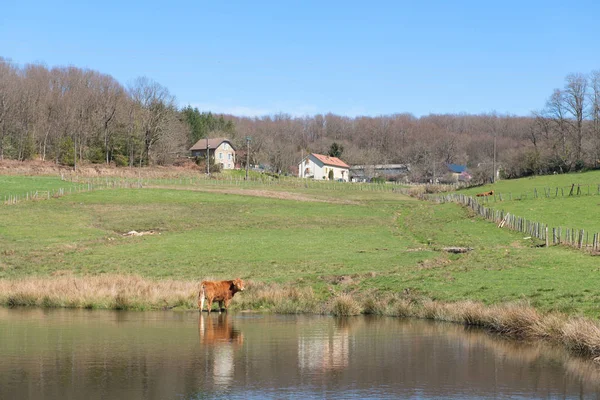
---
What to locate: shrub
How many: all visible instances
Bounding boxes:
[329,294,361,316]
[114,154,128,167]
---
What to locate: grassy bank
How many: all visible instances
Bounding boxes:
[2,274,600,359]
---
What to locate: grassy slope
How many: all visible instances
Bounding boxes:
[2,176,600,317]
[455,170,600,234]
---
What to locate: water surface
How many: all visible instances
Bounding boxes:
[1,309,599,399]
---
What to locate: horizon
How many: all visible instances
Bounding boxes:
[2,1,599,118]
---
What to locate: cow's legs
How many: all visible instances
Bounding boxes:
[218,300,224,313]
[198,293,205,312]
[206,299,213,314]
[198,285,206,312]
[224,298,231,312]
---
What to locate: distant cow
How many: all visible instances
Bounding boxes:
[476,190,494,197]
[198,278,245,313]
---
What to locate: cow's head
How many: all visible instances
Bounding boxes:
[232,278,245,292]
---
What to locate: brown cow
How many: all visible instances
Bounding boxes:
[198,278,245,313]
[476,190,494,197]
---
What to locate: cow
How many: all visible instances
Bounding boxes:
[198,278,245,313]
[476,190,494,197]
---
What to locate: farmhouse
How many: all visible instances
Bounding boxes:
[190,138,236,170]
[298,153,350,181]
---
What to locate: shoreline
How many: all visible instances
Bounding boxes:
[2,274,599,362]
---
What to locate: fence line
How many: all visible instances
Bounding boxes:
[1,179,143,206]
[469,183,600,205]
[427,192,599,252]
[1,174,409,206]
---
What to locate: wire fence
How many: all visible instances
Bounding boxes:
[426,193,600,252]
[469,183,600,204]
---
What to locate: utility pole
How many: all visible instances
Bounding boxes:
[245,136,251,180]
[206,137,210,176]
[492,131,497,183]
[300,149,304,178]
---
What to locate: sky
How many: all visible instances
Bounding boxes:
[1,0,599,118]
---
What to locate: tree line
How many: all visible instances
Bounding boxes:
[1,57,598,181]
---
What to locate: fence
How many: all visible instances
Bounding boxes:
[471,183,600,205]
[1,174,410,207]
[427,193,600,252]
[2,180,143,206]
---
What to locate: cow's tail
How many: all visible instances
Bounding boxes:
[198,282,206,312]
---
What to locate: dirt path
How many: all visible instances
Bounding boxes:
[148,185,360,204]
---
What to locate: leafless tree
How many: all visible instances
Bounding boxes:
[129,77,176,165]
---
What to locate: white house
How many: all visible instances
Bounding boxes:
[298,153,350,182]
[190,138,236,170]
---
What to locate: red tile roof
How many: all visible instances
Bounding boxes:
[311,153,350,168]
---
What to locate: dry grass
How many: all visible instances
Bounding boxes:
[0,275,199,310]
[0,159,203,179]
[561,317,600,357]
[233,280,319,313]
[486,302,543,338]
[329,294,362,316]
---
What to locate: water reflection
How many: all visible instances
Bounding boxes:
[298,317,350,372]
[0,309,599,400]
[198,314,243,388]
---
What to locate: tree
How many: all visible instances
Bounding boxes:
[181,106,236,146]
[328,142,344,158]
[563,73,588,164]
[129,77,176,165]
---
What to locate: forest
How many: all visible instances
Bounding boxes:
[1,57,599,182]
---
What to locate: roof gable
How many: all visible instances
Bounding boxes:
[190,138,235,152]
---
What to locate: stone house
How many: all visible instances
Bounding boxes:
[190,138,236,170]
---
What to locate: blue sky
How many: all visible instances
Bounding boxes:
[1,0,599,117]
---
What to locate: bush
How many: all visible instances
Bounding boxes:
[329,294,361,316]
[59,138,75,167]
[114,154,128,167]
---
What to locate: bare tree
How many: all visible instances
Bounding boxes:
[563,73,588,163]
[0,58,18,160]
[129,77,176,165]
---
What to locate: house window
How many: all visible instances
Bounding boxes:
[219,153,222,159]
[228,154,231,160]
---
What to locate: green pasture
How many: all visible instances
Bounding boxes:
[1,179,600,316]
[453,170,600,234]
[0,175,79,198]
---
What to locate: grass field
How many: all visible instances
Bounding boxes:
[0,175,79,198]
[454,170,600,234]
[2,173,600,318]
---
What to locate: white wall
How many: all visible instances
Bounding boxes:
[215,142,236,169]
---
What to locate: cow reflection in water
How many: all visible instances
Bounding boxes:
[198,314,244,387]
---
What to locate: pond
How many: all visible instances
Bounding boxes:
[1,309,599,399]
